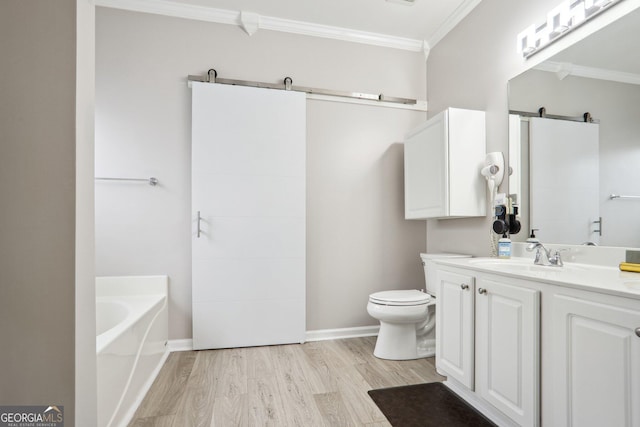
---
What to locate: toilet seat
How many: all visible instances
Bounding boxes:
[369,290,430,306]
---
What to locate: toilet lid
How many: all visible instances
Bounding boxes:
[369,290,430,306]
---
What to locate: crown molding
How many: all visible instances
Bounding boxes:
[535,60,640,85]
[427,0,483,48]
[95,0,424,52]
[259,14,424,52]
[95,0,239,24]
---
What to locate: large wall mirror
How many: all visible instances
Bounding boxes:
[508,7,640,248]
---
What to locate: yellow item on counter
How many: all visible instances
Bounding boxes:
[619,262,640,273]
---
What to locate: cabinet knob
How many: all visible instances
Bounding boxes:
[636,327,640,338]
[460,284,469,290]
[478,288,487,295]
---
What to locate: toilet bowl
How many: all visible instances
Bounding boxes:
[367,290,433,360]
[367,253,470,360]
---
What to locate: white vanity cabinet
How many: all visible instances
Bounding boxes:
[403,107,486,219]
[435,257,640,427]
[436,268,540,427]
[551,293,640,427]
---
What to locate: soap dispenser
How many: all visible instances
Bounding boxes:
[526,229,539,244]
[498,233,512,259]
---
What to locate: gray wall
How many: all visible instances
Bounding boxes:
[95,7,427,339]
[0,1,77,423]
[425,0,638,255]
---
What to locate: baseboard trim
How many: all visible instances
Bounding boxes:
[168,338,193,352]
[168,327,379,352]
[305,325,379,342]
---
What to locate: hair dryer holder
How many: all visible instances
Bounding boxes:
[492,204,521,236]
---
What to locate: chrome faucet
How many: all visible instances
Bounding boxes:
[526,242,564,267]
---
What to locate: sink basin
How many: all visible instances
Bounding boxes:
[450,258,640,298]
[469,258,532,267]
[468,258,586,273]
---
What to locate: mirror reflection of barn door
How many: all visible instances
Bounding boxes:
[529,117,600,245]
[191,82,306,350]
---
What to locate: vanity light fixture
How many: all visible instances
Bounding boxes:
[585,0,614,12]
[547,3,569,38]
[517,0,621,57]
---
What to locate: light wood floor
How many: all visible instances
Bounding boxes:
[129,336,444,427]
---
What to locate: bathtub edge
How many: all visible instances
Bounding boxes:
[114,347,170,427]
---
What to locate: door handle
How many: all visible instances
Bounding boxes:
[460,284,469,290]
[635,327,640,338]
[478,288,487,295]
[197,211,202,238]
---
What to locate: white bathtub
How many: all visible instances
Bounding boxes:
[96,276,169,427]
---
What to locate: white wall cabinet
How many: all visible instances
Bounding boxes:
[404,108,486,219]
[436,268,540,427]
[552,294,640,427]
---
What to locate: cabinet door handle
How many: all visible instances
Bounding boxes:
[460,284,469,290]
[636,327,640,338]
[478,288,487,295]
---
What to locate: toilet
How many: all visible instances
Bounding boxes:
[367,253,470,360]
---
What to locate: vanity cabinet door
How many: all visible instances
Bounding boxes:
[475,278,540,427]
[436,270,475,389]
[552,294,640,427]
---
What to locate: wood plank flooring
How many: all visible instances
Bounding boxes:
[129,336,444,427]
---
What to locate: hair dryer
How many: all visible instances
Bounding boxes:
[481,152,504,187]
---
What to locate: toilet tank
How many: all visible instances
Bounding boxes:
[420,253,471,296]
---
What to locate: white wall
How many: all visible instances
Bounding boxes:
[95,7,427,339]
[76,0,97,424]
[510,70,640,247]
[0,1,77,423]
[425,0,640,255]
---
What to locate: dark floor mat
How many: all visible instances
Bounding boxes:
[368,382,497,427]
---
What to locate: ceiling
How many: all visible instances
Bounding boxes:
[102,0,481,49]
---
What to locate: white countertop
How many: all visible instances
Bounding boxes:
[434,256,640,300]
